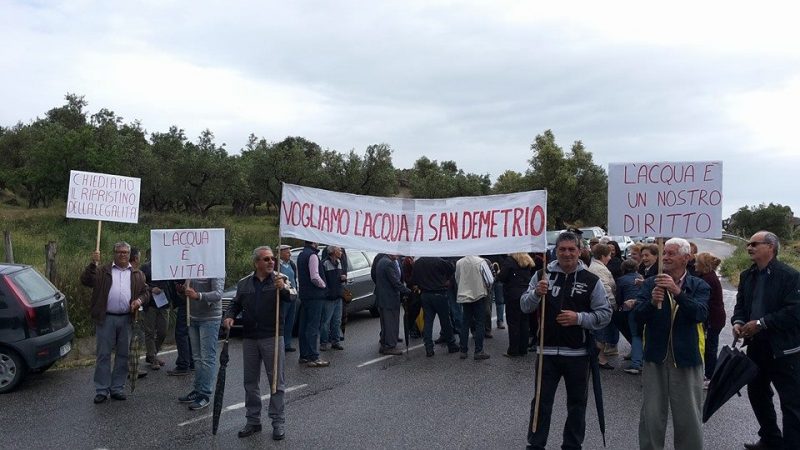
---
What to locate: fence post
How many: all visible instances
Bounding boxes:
[3,230,13,263]
[45,241,57,282]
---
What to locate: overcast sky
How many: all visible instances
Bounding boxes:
[3,0,799,219]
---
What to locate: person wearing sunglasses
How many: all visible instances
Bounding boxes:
[733,231,800,450]
[224,246,292,440]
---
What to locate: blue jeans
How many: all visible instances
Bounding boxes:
[174,306,194,370]
[629,314,643,369]
[188,318,220,398]
[493,282,505,323]
[298,298,324,361]
[283,299,299,350]
[604,322,620,346]
[319,300,338,345]
[448,289,462,334]
[328,299,343,344]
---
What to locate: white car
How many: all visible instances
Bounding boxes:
[608,235,634,258]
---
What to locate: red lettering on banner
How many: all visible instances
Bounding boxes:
[512,208,524,237]
[169,264,206,279]
[414,215,425,241]
[500,209,512,237]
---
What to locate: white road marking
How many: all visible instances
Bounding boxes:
[357,315,498,367]
[177,384,308,427]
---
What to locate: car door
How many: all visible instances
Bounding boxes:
[345,251,375,313]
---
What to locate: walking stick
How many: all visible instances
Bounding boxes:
[185,279,191,326]
[532,253,548,433]
[272,234,283,395]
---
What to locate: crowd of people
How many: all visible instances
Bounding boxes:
[79,228,800,449]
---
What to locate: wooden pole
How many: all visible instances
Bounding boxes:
[186,279,191,326]
[657,237,664,310]
[3,230,13,263]
[272,243,282,395]
[532,253,548,433]
[95,221,102,252]
[45,241,57,282]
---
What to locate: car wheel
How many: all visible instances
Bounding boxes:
[369,306,380,318]
[0,348,27,394]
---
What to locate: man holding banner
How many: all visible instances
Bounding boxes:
[520,231,611,449]
[80,241,150,403]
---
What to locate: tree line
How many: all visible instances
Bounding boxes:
[1,94,611,228]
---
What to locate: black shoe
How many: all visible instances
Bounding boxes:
[238,423,262,438]
[110,392,127,401]
[448,345,460,353]
[397,337,403,342]
[93,394,108,404]
[178,391,199,403]
[426,349,435,357]
[272,426,285,441]
[331,343,344,350]
[188,396,210,410]
[285,347,297,352]
[434,337,447,345]
[474,352,490,360]
[167,368,191,376]
[744,440,778,450]
[137,371,148,379]
[599,362,614,370]
[485,332,494,339]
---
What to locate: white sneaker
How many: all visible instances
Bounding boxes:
[624,367,642,375]
[703,378,711,390]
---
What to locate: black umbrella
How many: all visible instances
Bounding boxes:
[587,334,607,447]
[212,327,231,435]
[702,340,759,423]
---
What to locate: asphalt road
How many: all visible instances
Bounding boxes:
[2,238,764,449]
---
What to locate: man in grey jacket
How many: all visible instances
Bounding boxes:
[520,231,611,450]
[178,276,224,410]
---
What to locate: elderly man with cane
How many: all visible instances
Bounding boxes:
[223,246,291,440]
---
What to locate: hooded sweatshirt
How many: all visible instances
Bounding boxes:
[520,260,611,356]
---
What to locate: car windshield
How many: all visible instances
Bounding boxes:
[11,268,58,304]
[546,231,560,245]
[610,236,627,243]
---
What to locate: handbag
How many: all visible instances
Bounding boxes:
[342,288,354,304]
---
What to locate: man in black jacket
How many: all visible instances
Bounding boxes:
[223,246,291,441]
[733,231,800,450]
[412,257,458,356]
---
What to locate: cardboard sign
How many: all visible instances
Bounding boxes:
[66,170,141,223]
[608,161,723,238]
[149,228,226,280]
[280,184,548,256]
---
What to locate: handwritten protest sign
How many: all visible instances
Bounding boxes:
[149,228,226,280]
[607,161,722,238]
[66,170,141,223]
[280,184,547,256]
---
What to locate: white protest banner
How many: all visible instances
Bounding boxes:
[149,228,226,280]
[280,184,547,256]
[66,170,141,223]
[607,161,723,238]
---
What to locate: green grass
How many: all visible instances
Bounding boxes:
[720,239,800,287]
[1,202,299,337]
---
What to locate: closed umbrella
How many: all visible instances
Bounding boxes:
[587,334,607,447]
[212,327,231,435]
[128,309,142,393]
[702,340,759,423]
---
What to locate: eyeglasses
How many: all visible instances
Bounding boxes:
[115,251,130,254]
[746,241,770,248]
[259,257,276,262]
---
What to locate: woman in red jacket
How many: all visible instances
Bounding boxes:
[696,252,724,388]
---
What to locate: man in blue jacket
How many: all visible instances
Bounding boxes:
[733,231,800,450]
[634,237,709,450]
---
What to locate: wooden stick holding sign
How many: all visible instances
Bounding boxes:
[532,253,548,433]
[186,279,191,326]
[95,221,102,252]
[656,238,664,310]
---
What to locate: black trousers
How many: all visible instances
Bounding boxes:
[747,338,800,449]
[528,354,589,450]
[505,293,529,356]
